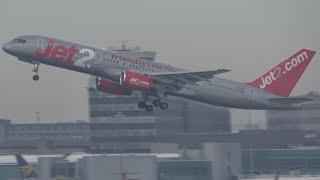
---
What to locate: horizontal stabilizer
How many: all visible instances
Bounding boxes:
[268,97,314,104]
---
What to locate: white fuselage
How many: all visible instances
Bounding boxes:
[2,35,302,110]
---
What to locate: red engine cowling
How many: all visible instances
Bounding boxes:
[120,71,152,91]
[95,77,132,95]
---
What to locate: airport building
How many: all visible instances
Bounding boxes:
[89,119,157,153]
[87,45,158,152]
[87,46,158,125]
[267,109,320,130]
[0,142,240,180]
[88,84,158,153]
[1,119,320,179]
[153,98,231,143]
[0,119,90,154]
[3,144,320,179]
[2,118,320,153]
[242,148,320,175]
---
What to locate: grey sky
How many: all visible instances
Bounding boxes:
[0,0,319,124]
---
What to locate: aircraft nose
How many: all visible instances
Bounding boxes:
[2,42,14,54]
[2,43,9,53]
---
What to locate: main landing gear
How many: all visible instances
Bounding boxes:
[32,62,40,81]
[138,102,153,112]
[138,99,169,112]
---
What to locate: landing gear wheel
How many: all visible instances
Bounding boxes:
[33,75,39,81]
[32,62,40,81]
[152,99,161,106]
[138,102,147,109]
[160,102,169,110]
[145,105,154,112]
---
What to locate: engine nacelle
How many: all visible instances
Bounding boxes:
[95,77,132,95]
[120,71,152,91]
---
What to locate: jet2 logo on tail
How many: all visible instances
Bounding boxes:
[259,50,310,89]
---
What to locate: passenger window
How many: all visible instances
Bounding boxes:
[13,39,26,43]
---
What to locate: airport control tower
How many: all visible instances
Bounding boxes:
[88,43,158,153]
[88,42,157,124]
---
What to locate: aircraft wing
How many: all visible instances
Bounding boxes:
[149,69,230,90]
[267,97,314,104]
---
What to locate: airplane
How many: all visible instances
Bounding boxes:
[15,154,39,179]
[2,35,319,111]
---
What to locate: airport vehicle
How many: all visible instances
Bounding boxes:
[15,154,39,179]
[2,36,319,111]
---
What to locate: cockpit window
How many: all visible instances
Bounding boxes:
[12,39,26,43]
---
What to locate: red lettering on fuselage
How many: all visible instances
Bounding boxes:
[35,40,78,64]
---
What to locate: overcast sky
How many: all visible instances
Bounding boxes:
[0,0,319,125]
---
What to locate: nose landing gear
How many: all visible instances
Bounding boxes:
[33,74,39,81]
[32,62,40,81]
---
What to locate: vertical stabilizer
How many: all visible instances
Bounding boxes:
[248,49,316,97]
[16,154,39,178]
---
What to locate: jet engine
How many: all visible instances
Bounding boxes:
[120,70,153,91]
[95,77,132,95]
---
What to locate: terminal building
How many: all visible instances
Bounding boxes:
[0,142,241,180]
[1,119,320,152]
[88,85,157,153]
[0,119,90,154]
[267,109,320,130]
[2,144,320,180]
[242,148,320,175]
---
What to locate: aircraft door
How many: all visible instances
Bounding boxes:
[245,88,255,100]
[36,38,45,50]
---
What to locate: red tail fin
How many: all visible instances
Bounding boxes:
[248,49,316,97]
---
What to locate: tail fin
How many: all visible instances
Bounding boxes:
[15,154,39,178]
[248,49,316,97]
